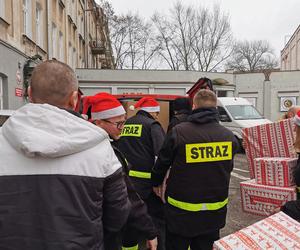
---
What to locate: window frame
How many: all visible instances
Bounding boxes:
[36,4,43,47]
[0,0,5,19]
[59,31,64,61]
[23,0,32,38]
[52,23,57,58]
[0,76,3,109]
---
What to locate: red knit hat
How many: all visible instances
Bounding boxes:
[85,92,125,120]
[134,97,160,113]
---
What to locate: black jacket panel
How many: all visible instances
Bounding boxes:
[0,171,129,250]
[167,110,190,132]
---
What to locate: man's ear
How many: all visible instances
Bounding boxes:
[192,104,196,110]
[27,86,33,103]
[68,91,78,110]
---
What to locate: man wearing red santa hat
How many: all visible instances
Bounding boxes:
[117,97,166,250]
[84,93,158,250]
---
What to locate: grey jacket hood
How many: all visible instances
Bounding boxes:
[2,103,108,158]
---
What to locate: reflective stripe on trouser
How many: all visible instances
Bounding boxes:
[129,170,151,179]
[167,196,228,212]
[122,245,138,250]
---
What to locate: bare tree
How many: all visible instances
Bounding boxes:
[152,13,179,70]
[152,1,233,71]
[100,0,233,71]
[193,5,233,71]
[226,40,278,71]
[110,13,159,69]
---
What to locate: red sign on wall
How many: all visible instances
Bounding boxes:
[15,88,23,97]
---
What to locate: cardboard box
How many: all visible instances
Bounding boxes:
[242,119,296,179]
[254,157,298,187]
[240,179,296,216]
[213,211,300,250]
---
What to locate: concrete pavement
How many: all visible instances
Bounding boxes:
[221,153,263,237]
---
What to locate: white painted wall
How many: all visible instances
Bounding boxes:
[76,69,300,122]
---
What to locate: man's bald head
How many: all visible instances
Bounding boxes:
[193,89,217,109]
[29,60,78,108]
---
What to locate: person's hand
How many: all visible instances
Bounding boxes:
[146,237,158,250]
[153,186,163,198]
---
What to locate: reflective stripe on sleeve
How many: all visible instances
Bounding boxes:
[129,170,151,179]
[122,244,138,250]
[167,196,228,212]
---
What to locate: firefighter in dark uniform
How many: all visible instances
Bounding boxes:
[117,97,166,250]
[85,93,158,250]
[151,89,239,250]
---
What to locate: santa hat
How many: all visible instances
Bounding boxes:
[133,97,160,113]
[84,92,125,120]
[293,110,300,126]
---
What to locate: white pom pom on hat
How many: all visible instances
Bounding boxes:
[129,105,135,111]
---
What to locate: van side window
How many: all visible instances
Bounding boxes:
[217,106,227,116]
[217,106,231,122]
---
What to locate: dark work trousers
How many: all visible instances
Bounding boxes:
[166,229,220,250]
[121,192,165,250]
[104,230,122,250]
[145,192,166,250]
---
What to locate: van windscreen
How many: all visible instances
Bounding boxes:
[225,105,263,120]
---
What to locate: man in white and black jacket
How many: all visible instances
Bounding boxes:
[0,60,131,250]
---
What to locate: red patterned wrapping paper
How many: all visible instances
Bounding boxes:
[254,157,298,187]
[213,212,300,250]
[242,119,296,179]
[240,179,296,216]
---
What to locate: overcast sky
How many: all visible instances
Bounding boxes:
[96,0,300,59]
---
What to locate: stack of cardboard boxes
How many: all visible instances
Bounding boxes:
[213,119,300,250]
[213,211,300,249]
[240,119,298,216]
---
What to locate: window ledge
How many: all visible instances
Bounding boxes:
[0,17,10,27]
[36,44,47,55]
[22,34,36,46]
[79,33,85,42]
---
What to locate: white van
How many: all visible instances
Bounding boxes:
[217,97,271,147]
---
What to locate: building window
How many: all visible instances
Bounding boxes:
[79,16,84,35]
[23,0,32,38]
[36,5,43,47]
[0,76,3,109]
[72,0,76,20]
[68,43,72,66]
[0,0,5,19]
[59,31,64,61]
[52,23,57,58]
[73,48,76,68]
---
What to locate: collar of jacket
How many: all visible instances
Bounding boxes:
[62,108,84,119]
[137,110,155,120]
[176,109,191,115]
[187,107,219,124]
